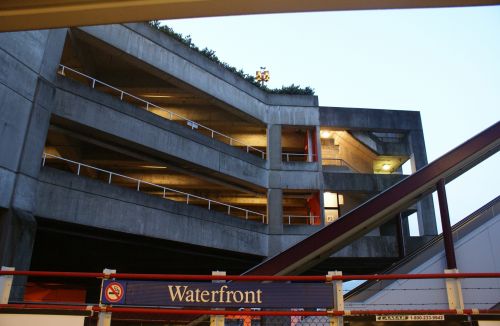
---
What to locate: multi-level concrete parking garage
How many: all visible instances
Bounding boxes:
[1,22,443,304]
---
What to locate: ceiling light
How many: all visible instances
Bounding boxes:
[382,164,391,171]
[320,130,332,138]
[141,165,167,169]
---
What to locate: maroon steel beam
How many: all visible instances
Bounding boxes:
[246,121,499,276]
[436,178,457,269]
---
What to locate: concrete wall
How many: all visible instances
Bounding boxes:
[0,28,67,300]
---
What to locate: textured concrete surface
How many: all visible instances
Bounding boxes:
[0,24,440,286]
[36,167,269,256]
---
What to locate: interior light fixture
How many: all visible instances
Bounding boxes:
[141,165,167,169]
[320,130,332,138]
[141,94,174,98]
[382,163,391,171]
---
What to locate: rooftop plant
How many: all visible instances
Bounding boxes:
[149,21,315,96]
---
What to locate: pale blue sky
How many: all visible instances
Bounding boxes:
[163,6,500,230]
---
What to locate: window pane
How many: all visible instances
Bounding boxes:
[324,192,338,207]
[325,209,339,224]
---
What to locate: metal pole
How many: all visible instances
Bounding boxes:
[211,271,225,326]
[436,179,457,269]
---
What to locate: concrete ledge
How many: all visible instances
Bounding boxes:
[35,167,268,256]
[323,172,406,192]
[281,161,320,172]
[320,107,422,131]
[278,232,398,258]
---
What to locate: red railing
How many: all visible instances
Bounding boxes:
[2,270,499,281]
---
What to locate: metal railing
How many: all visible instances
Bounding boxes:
[57,64,266,159]
[321,158,360,173]
[284,215,319,225]
[42,153,267,223]
[1,270,499,324]
[282,153,317,162]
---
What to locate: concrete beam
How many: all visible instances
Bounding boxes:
[323,172,406,192]
[1,0,498,32]
[320,107,423,131]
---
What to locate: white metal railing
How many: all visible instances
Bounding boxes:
[321,158,360,173]
[57,65,266,159]
[42,153,267,223]
[284,215,319,225]
[281,152,317,162]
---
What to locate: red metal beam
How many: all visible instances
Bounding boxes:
[1,270,500,281]
[1,304,499,317]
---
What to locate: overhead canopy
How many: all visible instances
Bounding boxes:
[1,0,499,32]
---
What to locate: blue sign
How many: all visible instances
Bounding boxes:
[101,280,333,308]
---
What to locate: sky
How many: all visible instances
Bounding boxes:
[162,5,500,232]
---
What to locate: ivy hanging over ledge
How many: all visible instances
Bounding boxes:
[149,21,315,96]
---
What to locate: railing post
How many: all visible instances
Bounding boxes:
[211,271,226,326]
[186,194,190,205]
[437,179,457,269]
[163,188,166,198]
[146,103,149,111]
[327,271,344,326]
[42,153,46,166]
[288,216,291,224]
[445,269,464,312]
[77,163,81,176]
[137,180,141,191]
[98,268,116,326]
[120,91,124,100]
[227,206,231,215]
[108,173,112,184]
[208,200,211,210]
[0,266,15,304]
[92,79,96,88]
[245,211,248,220]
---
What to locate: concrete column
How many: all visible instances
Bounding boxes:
[267,124,283,256]
[408,129,437,236]
[315,126,326,226]
[267,188,283,256]
[267,124,282,170]
[0,209,36,301]
[0,29,67,301]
